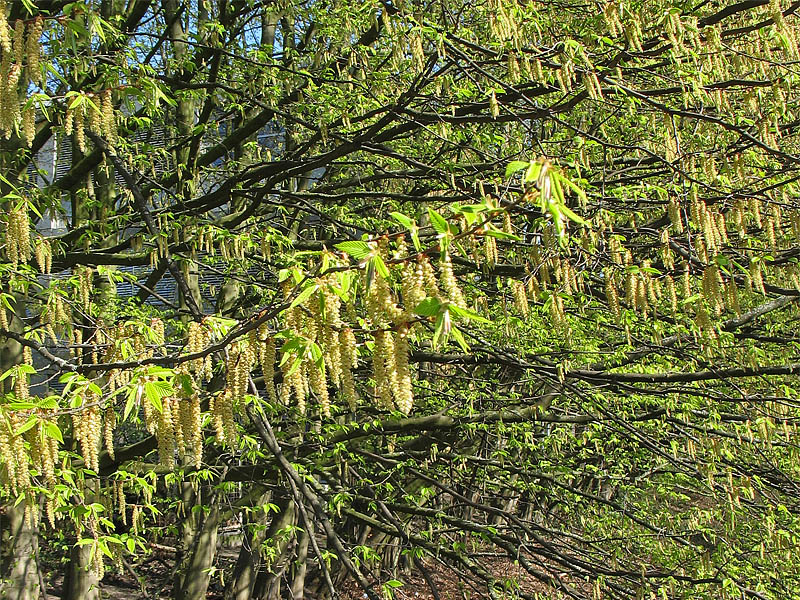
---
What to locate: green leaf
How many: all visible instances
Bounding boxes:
[559,203,586,225]
[505,161,529,178]
[390,212,414,229]
[144,382,164,413]
[7,401,36,410]
[285,357,303,378]
[414,297,441,317]
[36,396,58,410]
[428,209,449,235]
[448,304,491,323]
[335,241,373,260]
[15,416,38,436]
[524,161,542,184]
[370,255,390,279]
[432,311,449,348]
[483,229,520,241]
[450,326,470,352]
[123,396,137,422]
[43,421,64,443]
[290,283,318,309]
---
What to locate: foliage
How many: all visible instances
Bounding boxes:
[0,1,799,599]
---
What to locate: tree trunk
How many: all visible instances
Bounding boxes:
[251,499,297,600]
[173,482,222,600]
[0,296,40,600]
[0,503,40,600]
[62,542,100,600]
[290,528,309,600]
[224,492,273,600]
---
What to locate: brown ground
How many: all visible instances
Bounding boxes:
[42,545,560,599]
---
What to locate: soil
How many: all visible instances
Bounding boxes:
[40,543,561,599]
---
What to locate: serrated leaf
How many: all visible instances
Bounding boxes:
[390,212,414,229]
[144,382,164,413]
[335,241,373,260]
[505,161,529,178]
[37,396,58,410]
[427,209,449,235]
[290,283,318,309]
[414,297,441,316]
[43,421,63,443]
[15,416,38,436]
[448,304,491,323]
[370,255,390,279]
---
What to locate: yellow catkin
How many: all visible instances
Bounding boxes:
[101,89,116,145]
[21,104,35,147]
[0,1,10,54]
[440,253,466,308]
[12,19,23,65]
[26,17,43,86]
[726,281,741,316]
[401,255,426,319]
[189,393,202,467]
[74,104,86,153]
[604,268,621,321]
[115,480,127,526]
[665,275,678,314]
[750,260,766,294]
[373,330,394,410]
[258,325,278,404]
[321,282,343,386]
[6,204,31,267]
[308,358,330,417]
[394,326,413,414]
[103,405,115,461]
[419,255,441,298]
[339,327,358,411]
[158,396,175,468]
[660,229,674,271]
[511,279,529,316]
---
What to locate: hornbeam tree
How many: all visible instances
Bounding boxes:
[0,0,799,599]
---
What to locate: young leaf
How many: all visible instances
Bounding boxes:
[505,161,529,178]
[390,212,414,229]
[370,255,390,279]
[428,209,449,235]
[335,241,373,260]
[44,421,64,443]
[414,297,442,317]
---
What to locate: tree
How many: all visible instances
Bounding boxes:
[0,0,799,599]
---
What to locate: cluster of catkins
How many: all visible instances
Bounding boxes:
[600,189,793,328]
[0,348,61,526]
[155,391,203,469]
[71,387,103,473]
[42,289,71,343]
[34,237,52,273]
[0,4,44,143]
[5,204,30,267]
[367,238,468,414]
[278,274,359,416]
[64,88,116,153]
